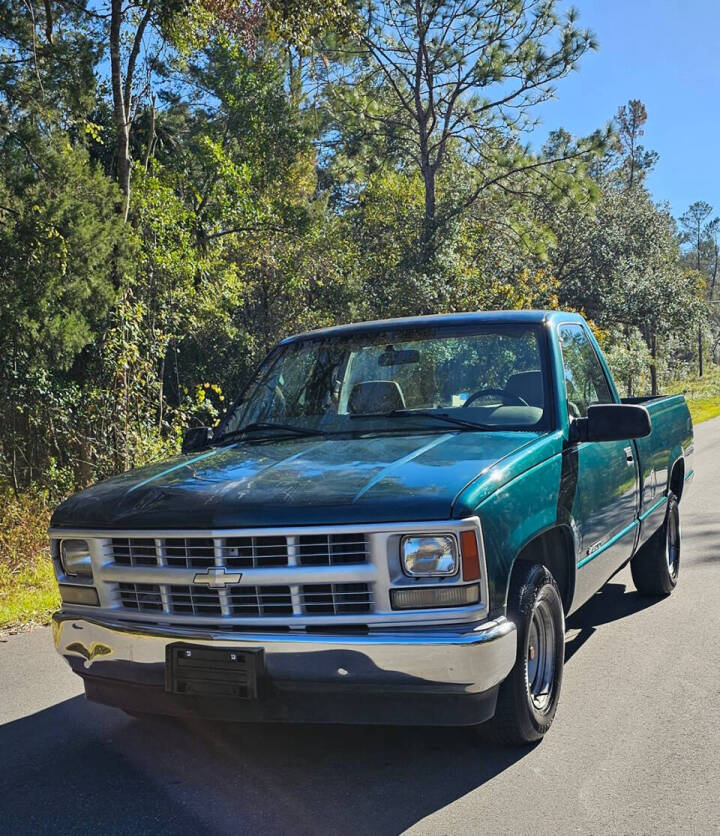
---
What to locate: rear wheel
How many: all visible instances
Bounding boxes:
[483,563,565,746]
[631,493,680,596]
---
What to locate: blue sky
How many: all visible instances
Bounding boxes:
[531,0,720,220]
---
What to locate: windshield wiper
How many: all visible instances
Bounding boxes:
[213,421,326,445]
[349,410,493,431]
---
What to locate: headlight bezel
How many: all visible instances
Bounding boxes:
[400,533,459,578]
[59,538,93,578]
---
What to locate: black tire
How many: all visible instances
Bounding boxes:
[631,492,680,596]
[483,563,565,746]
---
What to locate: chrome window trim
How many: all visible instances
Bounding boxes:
[49,517,488,628]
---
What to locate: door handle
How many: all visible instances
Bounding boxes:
[624,446,634,465]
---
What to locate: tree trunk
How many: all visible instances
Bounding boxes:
[42,0,54,44]
[144,95,156,172]
[695,232,704,377]
[421,165,436,265]
[77,436,92,488]
[158,349,165,430]
[625,326,632,396]
[109,0,154,222]
[650,332,658,396]
[698,326,704,378]
[110,0,131,221]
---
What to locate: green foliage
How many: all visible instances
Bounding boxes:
[603,328,653,397]
[615,99,659,189]
[0,140,124,367]
[198,0,356,50]
[264,0,356,47]
[0,1,715,515]
[325,0,605,264]
[547,183,707,392]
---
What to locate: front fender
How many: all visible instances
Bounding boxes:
[475,452,567,614]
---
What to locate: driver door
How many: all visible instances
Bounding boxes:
[558,324,640,608]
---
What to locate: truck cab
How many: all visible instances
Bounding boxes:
[50,311,694,743]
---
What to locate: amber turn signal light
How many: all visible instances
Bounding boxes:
[460,530,481,581]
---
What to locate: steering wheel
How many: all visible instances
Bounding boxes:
[462,387,528,408]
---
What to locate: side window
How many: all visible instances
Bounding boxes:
[558,324,614,418]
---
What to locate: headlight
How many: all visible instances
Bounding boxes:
[60,539,93,578]
[401,535,458,577]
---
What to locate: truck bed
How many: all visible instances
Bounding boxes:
[625,394,693,526]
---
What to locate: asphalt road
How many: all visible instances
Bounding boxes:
[2,420,719,836]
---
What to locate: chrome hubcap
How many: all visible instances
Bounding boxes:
[527,599,556,712]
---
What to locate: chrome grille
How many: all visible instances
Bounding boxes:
[116,582,371,617]
[111,533,372,621]
[169,585,222,615]
[165,538,215,568]
[301,583,373,614]
[112,539,158,566]
[228,586,293,616]
[297,534,369,566]
[220,536,288,568]
[164,585,296,618]
[54,518,489,628]
[118,582,163,611]
[110,534,368,569]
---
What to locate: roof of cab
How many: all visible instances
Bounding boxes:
[280,310,585,343]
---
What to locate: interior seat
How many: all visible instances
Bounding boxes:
[505,370,544,408]
[348,380,406,414]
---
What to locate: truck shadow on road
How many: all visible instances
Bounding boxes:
[0,693,527,835]
[564,581,660,663]
[0,581,667,836]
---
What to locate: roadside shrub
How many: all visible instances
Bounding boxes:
[0,491,51,574]
[0,491,58,629]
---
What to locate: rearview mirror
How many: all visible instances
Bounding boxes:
[378,348,420,366]
[569,404,651,444]
[182,426,212,454]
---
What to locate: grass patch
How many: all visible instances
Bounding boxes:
[0,559,59,630]
[0,492,59,631]
[666,368,720,425]
[684,397,720,425]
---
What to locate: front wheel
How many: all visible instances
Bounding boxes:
[483,563,565,746]
[631,493,680,596]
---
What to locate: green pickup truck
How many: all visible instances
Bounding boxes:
[50,311,693,744]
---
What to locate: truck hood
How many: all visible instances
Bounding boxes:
[51,431,543,530]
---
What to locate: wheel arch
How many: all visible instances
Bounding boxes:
[505,525,576,615]
[668,455,685,502]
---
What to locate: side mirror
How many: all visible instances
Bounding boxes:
[182,426,212,454]
[569,404,651,444]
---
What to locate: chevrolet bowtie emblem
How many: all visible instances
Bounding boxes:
[193,567,243,588]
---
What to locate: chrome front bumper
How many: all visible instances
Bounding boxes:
[53,612,516,723]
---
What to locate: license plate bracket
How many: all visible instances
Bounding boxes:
[165,643,263,700]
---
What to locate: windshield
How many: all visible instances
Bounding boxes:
[219,324,550,439]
